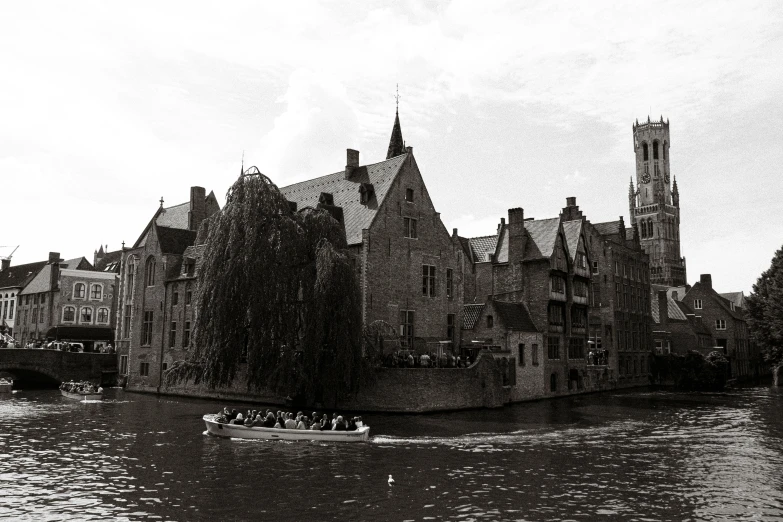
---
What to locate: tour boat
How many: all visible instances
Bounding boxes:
[202,414,371,442]
[0,379,12,393]
[60,389,103,401]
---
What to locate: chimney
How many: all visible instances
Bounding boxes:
[345,149,360,179]
[405,146,413,154]
[658,290,668,330]
[497,217,505,234]
[699,274,712,289]
[1,258,10,271]
[566,197,576,207]
[48,252,60,263]
[188,186,206,231]
[508,208,526,262]
[618,216,625,237]
[452,228,458,238]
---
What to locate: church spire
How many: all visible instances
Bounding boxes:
[386,85,406,159]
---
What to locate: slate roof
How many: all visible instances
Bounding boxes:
[94,250,123,273]
[468,235,498,262]
[719,292,745,309]
[462,303,485,330]
[155,202,190,230]
[157,226,197,255]
[593,220,622,237]
[651,290,688,323]
[493,300,538,332]
[562,220,582,262]
[523,217,561,260]
[0,261,48,290]
[280,154,408,246]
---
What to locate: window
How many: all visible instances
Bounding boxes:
[120,355,128,376]
[548,304,564,326]
[162,362,168,372]
[422,265,436,297]
[568,337,584,359]
[592,261,599,275]
[31,308,38,324]
[40,293,46,304]
[8,301,13,320]
[446,269,453,298]
[551,276,565,294]
[184,321,191,347]
[487,315,494,328]
[571,307,587,329]
[186,289,192,306]
[405,188,414,202]
[404,217,418,239]
[642,142,649,161]
[716,319,726,330]
[555,248,565,271]
[446,314,455,340]
[80,307,93,324]
[142,311,154,346]
[574,280,588,298]
[169,321,177,348]
[653,140,659,160]
[97,308,109,324]
[694,299,703,310]
[518,343,525,366]
[125,256,136,297]
[532,343,539,365]
[140,362,150,377]
[22,309,27,324]
[63,305,75,322]
[576,252,587,269]
[145,257,156,286]
[399,310,414,347]
[550,373,558,392]
[172,292,179,306]
[90,284,102,300]
[74,283,86,299]
[123,304,132,338]
[547,336,560,359]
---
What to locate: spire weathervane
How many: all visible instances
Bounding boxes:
[394,83,401,112]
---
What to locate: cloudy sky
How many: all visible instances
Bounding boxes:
[2,1,781,293]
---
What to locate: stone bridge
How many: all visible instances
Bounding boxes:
[0,349,118,387]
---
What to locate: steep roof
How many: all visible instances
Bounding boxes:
[462,303,485,330]
[651,290,688,323]
[493,301,538,331]
[468,235,498,262]
[0,261,48,290]
[562,220,583,262]
[94,250,123,273]
[280,154,408,246]
[386,109,405,159]
[157,226,197,255]
[523,217,561,260]
[593,220,622,237]
[719,291,745,309]
[155,201,190,229]
[688,282,744,320]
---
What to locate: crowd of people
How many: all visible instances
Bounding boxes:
[383,350,472,368]
[0,339,114,352]
[588,350,610,366]
[60,381,103,395]
[215,408,365,432]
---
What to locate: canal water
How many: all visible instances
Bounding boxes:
[1,386,782,521]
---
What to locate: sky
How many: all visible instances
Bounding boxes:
[1,0,782,294]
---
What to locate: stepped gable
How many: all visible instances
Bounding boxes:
[523,217,561,260]
[493,301,539,331]
[562,220,583,262]
[0,261,48,289]
[279,154,408,246]
[462,303,485,330]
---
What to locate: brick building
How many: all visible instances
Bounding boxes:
[651,288,713,356]
[0,258,47,340]
[628,116,687,286]
[684,274,759,380]
[117,187,219,390]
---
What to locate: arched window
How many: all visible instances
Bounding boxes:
[641,221,648,238]
[62,306,75,322]
[642,142,649,161]
[74,283,86,299]
[125,256,137,298]
[90,284,103,300]
[145,257,156,287]
[80,306,93,324]
[97,307,109,324]
[653,140,659,160]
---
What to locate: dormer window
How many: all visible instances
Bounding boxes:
[359,183,374,205]
[319,192,334,206]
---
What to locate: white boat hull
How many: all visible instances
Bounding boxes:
[203,414,370,442]
[61,389,103,401]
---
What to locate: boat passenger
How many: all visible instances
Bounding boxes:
[356,416,363,428]
[333,416,347,431]
[310,417,321,431]
[284,413,297,429]
[320,415,331,431]
[346,417,357,431]
[296,416,308,430]
[232,413,244,425]
[244,414,255,427]
[263,412,276,428]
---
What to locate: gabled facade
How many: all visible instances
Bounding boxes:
[0,258,48,340]
[651,288,713,356]
[684,274,759,380]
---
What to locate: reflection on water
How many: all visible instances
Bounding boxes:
[1,386,782,521]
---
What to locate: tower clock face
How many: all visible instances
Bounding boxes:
[664,172,670,183]
[641,173,651,184]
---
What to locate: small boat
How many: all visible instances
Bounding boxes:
[0,379,12,393]
[203,414,370,442]
[60,389,103,401]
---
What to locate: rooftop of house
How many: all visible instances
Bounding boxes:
[562,220,583,262]
[462,303,485,330]
[651,290,689,323]
[279,153,408,246]
[94,250,123,273]
[468,217,562,264]
[0,261,48,290]
[493,300,539,332]
[157,226,198,256]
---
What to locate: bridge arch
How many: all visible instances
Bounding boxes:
[0,349,118,387]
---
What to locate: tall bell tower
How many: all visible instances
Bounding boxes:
[628,116,687,286]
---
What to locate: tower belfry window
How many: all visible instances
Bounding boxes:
[653,141,659,160]
[642,143,649,161]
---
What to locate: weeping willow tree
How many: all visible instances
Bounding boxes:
[166,168,375,405]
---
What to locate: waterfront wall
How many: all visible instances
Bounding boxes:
[0,349,117,384]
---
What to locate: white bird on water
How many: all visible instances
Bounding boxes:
[388,474,395,486]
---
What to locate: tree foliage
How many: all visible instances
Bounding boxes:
[652,350,729,391]
[166,169,374,405]
[746,245,783,370]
